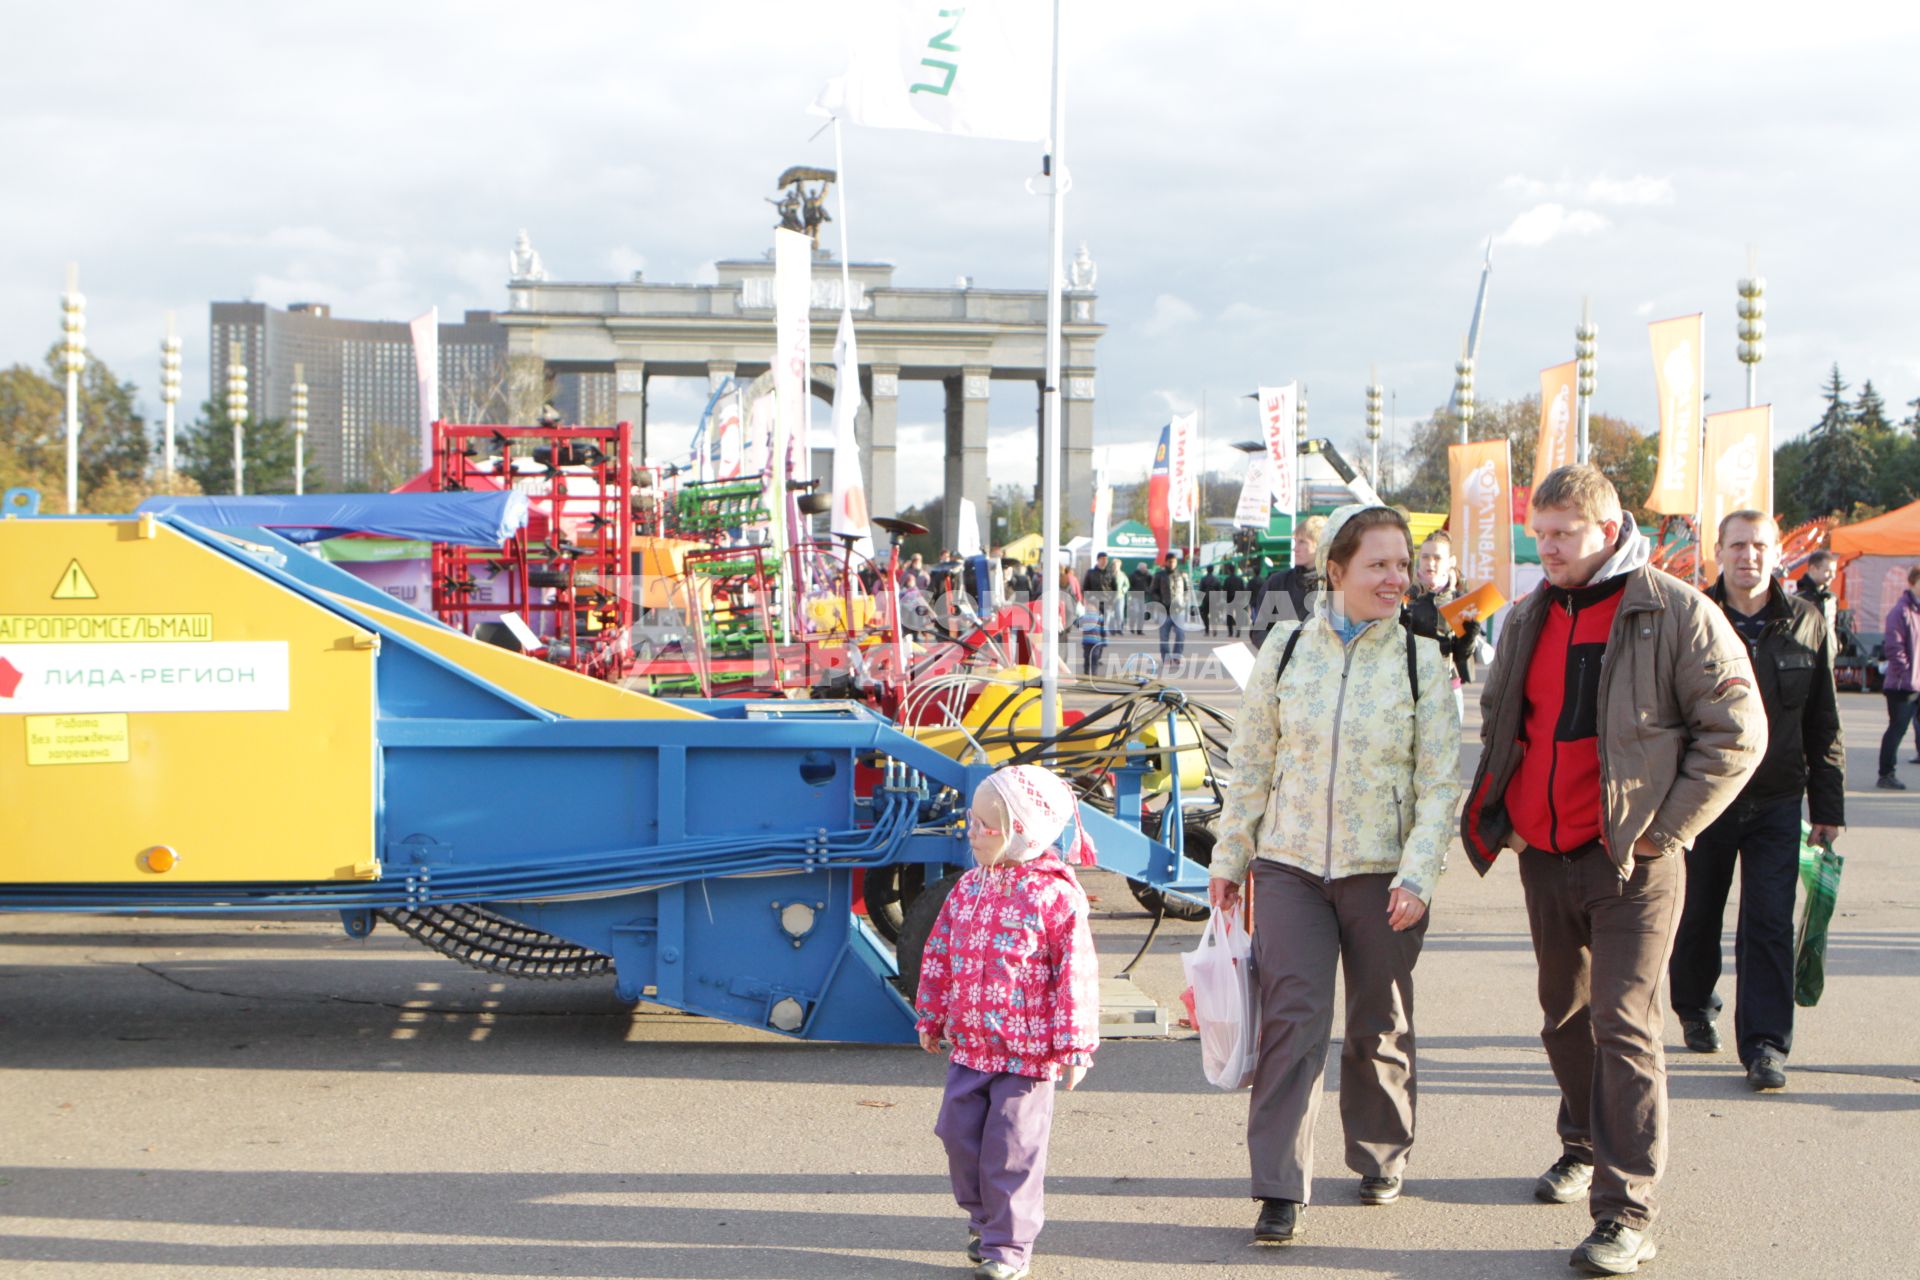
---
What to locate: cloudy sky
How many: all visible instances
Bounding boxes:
[3,1,1916,505]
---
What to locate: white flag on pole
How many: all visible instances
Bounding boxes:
[813,0,1050,141]
[409,308,439,473]
[1168,410,1199,524]
[829,309,874,554]
[955,496,984,558]
[773,228,813,470]
[1091,452,1113,554]
[744,391,775,479]
[713,385,744,480]
[1257,383,1298,517]
[1234,452,1271,527]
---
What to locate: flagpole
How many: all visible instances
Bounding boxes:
[1039,0,1067,734]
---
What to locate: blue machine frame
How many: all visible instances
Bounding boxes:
[0,514,1212,1044]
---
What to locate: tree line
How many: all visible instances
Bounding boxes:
[0,346,317,510]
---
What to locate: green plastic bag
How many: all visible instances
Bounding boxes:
[1793,825,1844,1008]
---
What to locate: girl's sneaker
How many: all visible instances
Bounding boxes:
[974,1263,1030,1280]
[966,1231,983,1264]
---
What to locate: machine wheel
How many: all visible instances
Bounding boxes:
[895,869,965,999]
[1128,815,1214,922]
[862,863,927,946]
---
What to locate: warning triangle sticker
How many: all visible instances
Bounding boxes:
[52,559,99,600]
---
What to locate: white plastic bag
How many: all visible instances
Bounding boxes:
[1181,909,1259,1090]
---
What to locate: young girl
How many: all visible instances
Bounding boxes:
[915,764,1101,1280]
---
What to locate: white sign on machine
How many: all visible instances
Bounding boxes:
[0,642,291,714]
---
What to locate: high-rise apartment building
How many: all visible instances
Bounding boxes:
[208,302,508,488]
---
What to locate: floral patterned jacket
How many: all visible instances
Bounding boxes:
[913,854,1101,1081]
[1211,611,1463,903]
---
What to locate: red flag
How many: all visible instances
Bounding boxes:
[1147,424,1171,559]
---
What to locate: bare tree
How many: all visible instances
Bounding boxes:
[505,354,553,424]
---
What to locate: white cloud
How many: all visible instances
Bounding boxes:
[1500,174,1570,200]
[1500,173,1674,207]
[1635,300,1657,317]
[1494,203,1611,248]
[1584,175,1675,206]
[1140,293,1200,337]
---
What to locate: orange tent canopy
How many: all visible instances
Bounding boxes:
[1830,498,1920,558]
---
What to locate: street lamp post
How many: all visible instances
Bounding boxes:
[60,265,86,514]
[160,315,182,485]
[227,341,249,496]
[291,364,309,495]
[1737,271,1766,409]
[1453,348,1475,446]
[1365,373,1384,492]
[1575,299,1598,463]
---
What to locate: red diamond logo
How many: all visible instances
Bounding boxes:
[0,656,21,699]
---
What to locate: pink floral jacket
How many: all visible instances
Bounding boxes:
[913,853,1101,1081]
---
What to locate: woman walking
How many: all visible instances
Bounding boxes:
[1208,505,1462,1244]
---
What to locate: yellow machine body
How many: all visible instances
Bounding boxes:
[0,519,378,883]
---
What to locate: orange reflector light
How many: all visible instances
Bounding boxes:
[143,846,178,873]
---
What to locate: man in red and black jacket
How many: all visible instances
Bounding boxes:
[1671,512,1844,1093]
[1462,466,1764,1278]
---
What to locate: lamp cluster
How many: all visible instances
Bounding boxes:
[1736,276,1766,367]
[1575,319,1598,399]
[226,344,249,427]
[60,286,86,378]
[160,332,182,407]
[1453,355,1475,439]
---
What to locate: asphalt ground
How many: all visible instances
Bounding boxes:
[3,635,1917,1279]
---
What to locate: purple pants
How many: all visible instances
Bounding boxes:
[935,1062,1056,1269]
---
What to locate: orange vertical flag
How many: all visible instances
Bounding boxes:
[1450,439,1513,599]
[1532,360,1579,513]
[1646,313,1705,517]
[1700,405,1774,585]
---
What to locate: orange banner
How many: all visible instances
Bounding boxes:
[1700,405,1774,584]
[1646,313,1705,516]
[1531,360,1579,514]
[1449,439,1513,599]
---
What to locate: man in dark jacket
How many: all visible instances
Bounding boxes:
[1794,549,1838,637]
[1670,512,1844,1094]
[1148,551,1192,672]
[1197,563,1223,636]
[1127,561,1152,634]
[1222,562,1247,638]
[1082,552,1117,631]
[1462,466,1764,1276]
[1250,514,1326,650]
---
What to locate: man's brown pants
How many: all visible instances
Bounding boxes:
[1247,860,1428,1204]
[1518,844,1685,1230]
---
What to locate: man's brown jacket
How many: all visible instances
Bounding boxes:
[1463,550,1768,879]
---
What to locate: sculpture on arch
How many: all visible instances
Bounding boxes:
[770,165,837,250]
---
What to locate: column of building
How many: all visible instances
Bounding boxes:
[944,369,991,551]
[865,366,899,523]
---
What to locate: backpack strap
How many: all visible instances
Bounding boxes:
[1275,625,1307,684]
[1406,621,1421,703]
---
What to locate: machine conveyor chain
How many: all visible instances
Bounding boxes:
[379,904,614,981]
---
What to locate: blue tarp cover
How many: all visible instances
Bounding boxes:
[137,492,529,547]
